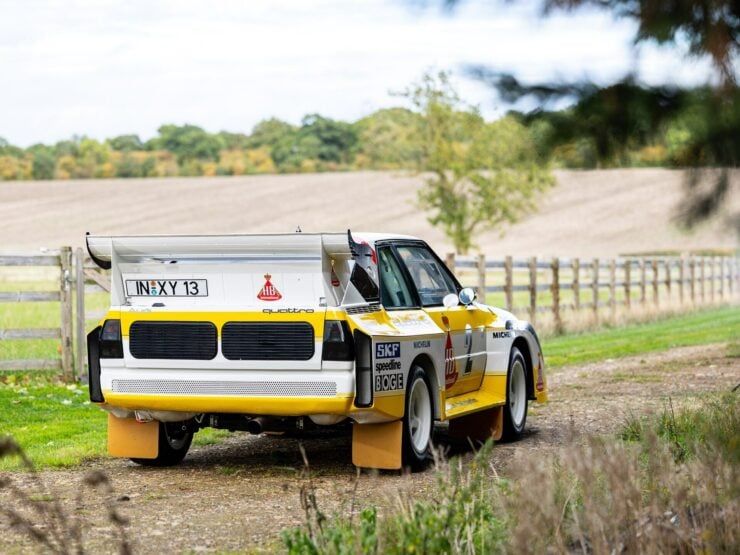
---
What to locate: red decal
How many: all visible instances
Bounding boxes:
[257,273,282,301]
[360,241,377,265]
[331,266,340,287]
[444,329,458,389]
[536,353,545,392]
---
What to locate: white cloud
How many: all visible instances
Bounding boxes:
[0,0,713,146]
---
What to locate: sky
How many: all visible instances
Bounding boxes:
[0,0,715,147]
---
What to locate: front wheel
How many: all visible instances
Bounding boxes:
[502,347,528,441]
[402,366,433,470]
[131,420,193,467]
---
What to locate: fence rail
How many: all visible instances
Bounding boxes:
[1,248,739,381]
[448,253,740,332]
[0,247,112,381]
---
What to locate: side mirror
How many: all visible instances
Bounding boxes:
[442,293,459,308]
[458,287,476,306]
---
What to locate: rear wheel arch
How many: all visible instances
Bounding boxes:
[511,337,534,401]
[410,354,440,419]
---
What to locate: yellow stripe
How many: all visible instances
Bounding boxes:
[118,310,326,337]
[103,391,353,415]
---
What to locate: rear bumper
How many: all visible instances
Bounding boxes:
[101,390,355,416]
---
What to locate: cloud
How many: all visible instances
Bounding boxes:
[0,0,712,146]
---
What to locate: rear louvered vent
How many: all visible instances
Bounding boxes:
[222,322,314,361]
[129,321,217,360]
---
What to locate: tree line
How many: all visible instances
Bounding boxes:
[0,90,714,182]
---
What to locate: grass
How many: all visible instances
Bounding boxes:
[282,392,740,554]
[542,305,740,368]
[621,392,739,464]
[0,373,231,470]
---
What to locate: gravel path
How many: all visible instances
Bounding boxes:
[1,343,738,554]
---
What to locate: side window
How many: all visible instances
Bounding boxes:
[378,247,415,309]
[396,245,458,306]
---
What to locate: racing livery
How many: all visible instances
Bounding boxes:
[86,231,547,469]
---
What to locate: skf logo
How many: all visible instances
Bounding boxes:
[257,273,282,301]
[375,342,400,359]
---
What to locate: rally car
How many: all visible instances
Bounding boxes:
[86,231,547,470]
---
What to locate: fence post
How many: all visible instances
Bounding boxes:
[652,258,659,307]
[75,248,86,383]
[640,259,646,306]
[551,257,562,334]
[665,258,672,302]
[709,257,715,304]
[679,255,685,305]
[504,256,513,312]
[592,258,599,323]
[528,256,537,325]
[573,258,580,312]
[60,246,73,383]
[718,257,724,301]
[690,256,696,304]
[477,254,486,302]
[700,257,706,303]
[624,259,631,309]
[445,253,455,272]
[609,259,616,321]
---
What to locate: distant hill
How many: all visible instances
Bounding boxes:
[1,169,737,257]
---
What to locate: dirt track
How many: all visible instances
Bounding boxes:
[1,343,738,554]
[1,169,738,257]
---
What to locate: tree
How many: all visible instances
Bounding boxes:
[408,73,553,254]
[300,114,358,164]
[107,134,144,151]
[151,124,224,162]
[245,118,296,150]
[354,108,423,168]
[442,0,738,232]
[30,147,55,180]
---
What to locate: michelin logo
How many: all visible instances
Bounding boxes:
[491,331,513,339]
[375,342,400,359]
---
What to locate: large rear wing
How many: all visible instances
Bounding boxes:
[86,232,377,308]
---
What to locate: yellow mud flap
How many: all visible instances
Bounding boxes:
[352,420,402,470]
[448,406,503,443]
[107,414,159,459]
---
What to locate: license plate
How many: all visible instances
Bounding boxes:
[125,279,208,297]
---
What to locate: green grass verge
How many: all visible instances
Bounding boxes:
[543,305,740,368]
[0,375,230,470]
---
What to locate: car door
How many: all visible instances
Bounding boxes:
[393,243,489,397]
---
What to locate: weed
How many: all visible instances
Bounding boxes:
[285,392,740,554]
[0,435,131,554]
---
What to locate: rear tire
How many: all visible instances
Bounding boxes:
[131,421,193,467]
[502,347,528,441]
[402,366,433,470]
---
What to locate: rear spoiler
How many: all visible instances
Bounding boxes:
[85,231,380,306]
[86,232,354,269]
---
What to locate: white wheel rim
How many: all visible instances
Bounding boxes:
[509,360,526,429]
[408,377,432,453]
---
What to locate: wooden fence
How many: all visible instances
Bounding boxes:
[0,248,108,382]
[1,249,739,380]
[448,253,740,333]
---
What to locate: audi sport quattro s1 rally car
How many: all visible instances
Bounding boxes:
[86,231,547,470]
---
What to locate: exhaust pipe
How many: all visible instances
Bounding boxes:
[247,416,306,435]
[247,416,268,435]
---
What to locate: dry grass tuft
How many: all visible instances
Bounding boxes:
[0,435,131,554]
[504,433,738,554]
